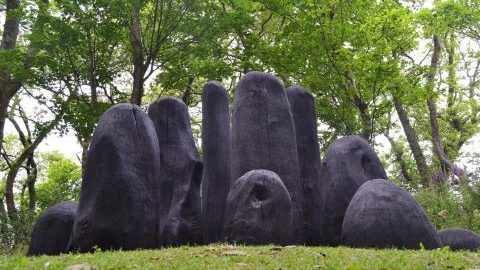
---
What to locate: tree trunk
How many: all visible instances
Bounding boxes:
[5,112,63,217]
[0,199,6,217]
[354,94,372,141]
[345,71,372,141]
[426,35,457,174]
[182,77,194,106]
[0,0,49,152]
[0,0,22,153]
[27,156,37,211]
[80,138,89,174]
[87,29,100,113]
[0,0,20,51]
[385,133,413,183]
[0,97,9,153]
[129,0,145,106]
[393,98,431,187]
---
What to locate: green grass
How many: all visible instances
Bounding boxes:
[1,245,480,270]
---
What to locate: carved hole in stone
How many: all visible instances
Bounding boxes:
[361,154,371,169]
[252,184,270,201]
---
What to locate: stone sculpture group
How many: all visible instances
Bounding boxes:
[27,72,480,256]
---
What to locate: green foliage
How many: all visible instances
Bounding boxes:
[415,185,480,234]
[36,152,81,212]
[0,211,37,256]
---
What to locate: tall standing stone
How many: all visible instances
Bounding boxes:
[286,86,322,245]
[224,170,292,245]
[28,201,78,256]
[70,104,161,252]
[201,81,231,243]
[318,135,387,246]
[231,71,303,243]
[148,97,203,246]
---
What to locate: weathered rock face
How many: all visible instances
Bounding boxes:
[148,97,202,246]
[231,71,303,243]
[201,81,231,244]
[286,86,322,246]
[70,104,161,252]
[342,179,440,249]
[224,170,292,245]
[438,228,480,251]
[318,135,387,246]
[27,201,78,256]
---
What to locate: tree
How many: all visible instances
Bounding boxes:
[0,0,49,155]
[2,94,66,217]
[36,0,131,168]
[36,152,81,212]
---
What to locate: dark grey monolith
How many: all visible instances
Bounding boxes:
[148,97,202,246]
[342,179,440,249]
[27,201,77,256]
[231,71,303,243]
[70,104,161,252]
[438,228,480,251]
[286,86,322,246]
[318,135,387,246]
[201,81,231,244]
[224,170,292,245]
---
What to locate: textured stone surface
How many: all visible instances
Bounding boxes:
[28,201,78,256]
[224,170,292,245]
[231,71,303,243]
[201,81,231,243]
[286,86,322,246]
[342,179,440,249]
[438,228,480,251]
[318,135,387,246]
[70,104,161,252]
[148,97,202,246]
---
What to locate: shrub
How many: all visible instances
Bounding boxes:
[415,184,480,233]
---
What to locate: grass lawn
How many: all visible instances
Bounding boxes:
[1,244,480,269]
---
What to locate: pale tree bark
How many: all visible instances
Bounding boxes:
[345,71,373,141]
[426,35,457,174]
[393,98,431,187]
[77,138,90,174]
[129,0,145,105]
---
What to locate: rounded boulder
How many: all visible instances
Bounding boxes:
[342,179,440,249]
[438,228,480,251]
[27,201,78,256]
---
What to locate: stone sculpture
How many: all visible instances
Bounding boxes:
[224,170,292,245]
[148,97,202,246]
[342,179,440,249]
[28,201,78,256]
[438,228,480,251]
[286,86,323,245]
[201,81,232,244]
[318,135,387,246]
[231,71,304,243]
[70,104,161,252]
